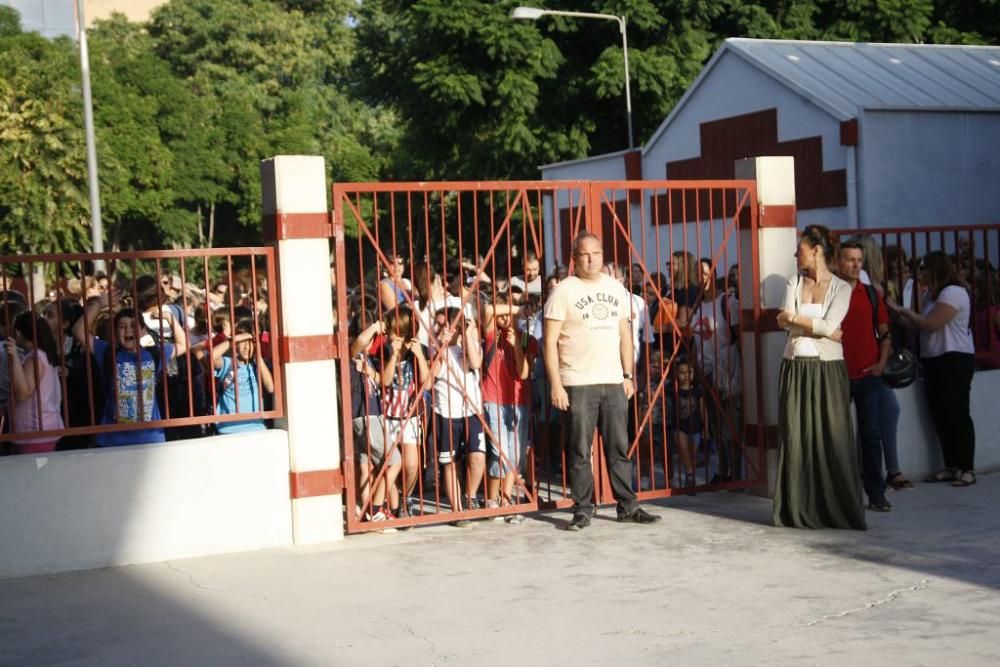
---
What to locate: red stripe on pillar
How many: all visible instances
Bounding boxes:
[280,334,339,363]
[741,308,783,334]
[759,205,797,228]
[290,469,344,498]
[263,212,332,242]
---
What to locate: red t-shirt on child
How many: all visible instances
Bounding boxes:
[480,329,536,406]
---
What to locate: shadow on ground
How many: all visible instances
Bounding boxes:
[657,470,1000,590]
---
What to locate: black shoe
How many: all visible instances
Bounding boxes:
[618,507,662,524]
[867,496,892,512]
[566,514,592,531]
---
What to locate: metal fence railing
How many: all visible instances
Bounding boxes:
[0,248,283,453]
[833,224,1000,368]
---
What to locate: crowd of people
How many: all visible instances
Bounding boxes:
[349,227,998,529]
[3,226,997,533]
[774,225,997,530]
[344,244,747,527]
[0,266,274,455]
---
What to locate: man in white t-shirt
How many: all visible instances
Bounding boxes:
[544,234,661,530]
[509,252,542,297]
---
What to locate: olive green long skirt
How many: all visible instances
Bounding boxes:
[772,358,867,530]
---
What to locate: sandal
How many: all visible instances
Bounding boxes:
[925,468,957,483]
[887,472,915,490]
[952,471,976,487]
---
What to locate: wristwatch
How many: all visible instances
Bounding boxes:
[622,373,634,380]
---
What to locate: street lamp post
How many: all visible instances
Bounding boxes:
[510,6,634,149]
[74,0,105,270]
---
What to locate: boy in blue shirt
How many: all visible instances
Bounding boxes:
[71,293,188,446]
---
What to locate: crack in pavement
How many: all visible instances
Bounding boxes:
[378,612,451,665]
[801,579,931,627]
[599,628,696,638]
[163,561,271,602]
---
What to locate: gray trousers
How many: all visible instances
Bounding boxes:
[565,384,638,517]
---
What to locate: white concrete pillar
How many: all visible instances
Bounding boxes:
[260,156,343,544]
[735,156,798,497]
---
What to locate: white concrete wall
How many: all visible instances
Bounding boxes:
[0,430,293,580]
[858,110,1000,229]
[893,368,1000,477]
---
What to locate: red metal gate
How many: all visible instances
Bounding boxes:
[586,181,765,503]
[332,180,762,533]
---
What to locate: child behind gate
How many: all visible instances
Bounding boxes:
[211,318,274,434]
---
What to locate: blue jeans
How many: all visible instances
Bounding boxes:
[484,402,529,478]
[849,375,887,499]
[877,382,901,476]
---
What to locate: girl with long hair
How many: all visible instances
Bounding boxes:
[773,225,866,530]
[889,251,977,487]
[4,312,64,454]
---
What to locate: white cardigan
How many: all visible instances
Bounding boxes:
[781,273,852,361]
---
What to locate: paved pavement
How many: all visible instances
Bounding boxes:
[2,472,998,666]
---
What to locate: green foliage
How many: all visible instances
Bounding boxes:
[355,0,1000,180]
[0,16,90,254]
[1,0,998,253]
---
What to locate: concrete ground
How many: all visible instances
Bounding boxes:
[1,473,997,666]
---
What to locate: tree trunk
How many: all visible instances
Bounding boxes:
[196,204,204,247]
[208,202,216,249]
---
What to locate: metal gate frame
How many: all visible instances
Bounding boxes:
[332,180,764,533]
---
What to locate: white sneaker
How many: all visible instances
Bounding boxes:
[486,499,503,521]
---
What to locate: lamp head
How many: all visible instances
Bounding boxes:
[510,7,545,20]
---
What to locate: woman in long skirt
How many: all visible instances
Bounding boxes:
[773,225,866,530]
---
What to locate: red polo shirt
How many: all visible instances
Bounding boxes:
[841,281,889,380]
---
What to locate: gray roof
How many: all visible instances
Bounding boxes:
[643,38,1000,153]
[727,38,1000,117]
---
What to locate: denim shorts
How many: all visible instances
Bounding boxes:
[432,413,486,465]
[484,402,530,478]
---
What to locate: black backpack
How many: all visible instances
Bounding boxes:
[863,284,919,389]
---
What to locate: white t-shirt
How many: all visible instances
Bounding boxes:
[691,293,742,396]
[431,344,482,418]
[509,275,542,295]
[919,285,974,358]
[416,294,477,347]
[544,274,629,387]
[628,292,653,365]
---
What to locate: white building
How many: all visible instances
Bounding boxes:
[542,38,1000,231]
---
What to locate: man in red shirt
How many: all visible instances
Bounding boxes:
[837,240,893,512]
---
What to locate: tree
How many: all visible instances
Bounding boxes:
[88,16,183,249]
[148,0,396,245]
[0,10,90,254]
[354,0,1000,181]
